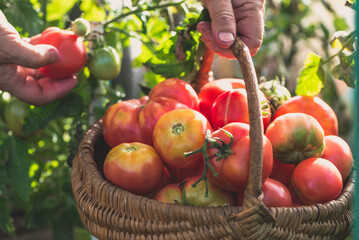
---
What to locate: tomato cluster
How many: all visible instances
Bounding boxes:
[102,78,353,208]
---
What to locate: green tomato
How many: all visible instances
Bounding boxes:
[88,46,121,80]
[71,18,90,37]
[4,99,29,136]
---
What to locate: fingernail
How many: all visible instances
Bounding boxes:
[47,47,59,64]
[218,32,234,43]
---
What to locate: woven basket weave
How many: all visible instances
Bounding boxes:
[71,38,355,240]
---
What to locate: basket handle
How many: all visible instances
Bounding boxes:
[231,37,264,210]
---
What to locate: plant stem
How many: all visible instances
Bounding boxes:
[103,1,185,27]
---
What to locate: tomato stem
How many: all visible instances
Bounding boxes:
[184,129,234,198]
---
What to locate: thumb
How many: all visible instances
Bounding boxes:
[204,0,236,48]
[8,40,59,69]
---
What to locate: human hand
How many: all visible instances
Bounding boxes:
[0,11,77,106]
[197,0,265,59]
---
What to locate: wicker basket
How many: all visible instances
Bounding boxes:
[71,38,355,240]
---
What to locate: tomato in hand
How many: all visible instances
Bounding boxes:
[321,135,353,181]
[198,78,245,122]
[37,27,87,79]
[291,158,343,205]
[88,46,121,80]
[103,78,199,147]
[207,122,273,192]
[265,113,325,165]
[273,96,338,136]
[183,176,235,207]
[153,108,212,169]
[211,88,271,131]
[103,142,164,195]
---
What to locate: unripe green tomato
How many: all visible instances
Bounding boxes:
[88,46,121,80]
[71,18,90,36]
[4,99,29,136]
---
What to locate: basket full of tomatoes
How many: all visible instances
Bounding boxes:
[71,38,354,240]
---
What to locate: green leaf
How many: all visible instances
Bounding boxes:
[295,53,325,96]
[332,52,356,88]
[334,16,349,31]
[7,136,31,202]
[80,0,107,21]
[46,0,77,23]
[0,197,15,235]
[22,93,84,133]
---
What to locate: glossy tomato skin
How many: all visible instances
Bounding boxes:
[321,135,353,181]
[37,27,87,79]
[198,78,245,122]
[103,142,164,195]
[273,96,338,136]
[103,96,148,148]
[291,158,343,205]
[153,108,212,169]
[154,183,183,204]
[184,176,235,207]
[270,157,295,186]
[102,79,198,147]
[88,46,121,80]
[265,113,325,165]
[236,178,292,207]
[211,88,271,130]
[168,162,204,182]
[207,122,273,192]
[149,78,200,110]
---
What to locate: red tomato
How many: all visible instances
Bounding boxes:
[103,142,164,195]
[291,158,343,205]
[270,157,295,186]
[168,163,204,182]
[207,122,273,192]
[37,27,87,79]
[321,135,353,181]
[273,96,338,136]
[236,178,292,207]
[153,108,212,169]
[183,176,235,207]
[265,113,325,165]
[211,88,271,130]
[154,183,183,204]
[147,166,173,198]
[103,78,199,147]
[198,78,245,122]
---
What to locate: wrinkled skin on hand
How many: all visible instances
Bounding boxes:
[0,11,77,106]
[198,0,265,58]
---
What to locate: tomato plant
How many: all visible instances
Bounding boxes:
[266,113,325,164]
[273,96,338,136]
[71,18,90,37]
[183,176,234,207]
[291,158,343,205]
[4,98,32,137]
[198,78,245,123]
[103,142,164,195]
[153,108,212,169]
[211,88,271,130]
[37,27,87,79]
[103,78,199,147]
[203,122,273,193]
[88,46,121,80]
[321,135,353,181]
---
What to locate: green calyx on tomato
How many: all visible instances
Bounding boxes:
[184,128,234,197]
[88,46,121,80]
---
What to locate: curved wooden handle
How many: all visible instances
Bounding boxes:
[231,37,264,210]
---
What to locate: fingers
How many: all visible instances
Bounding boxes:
[0,10,59,69]
[201,0,236,48]
[14,76,77,106]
